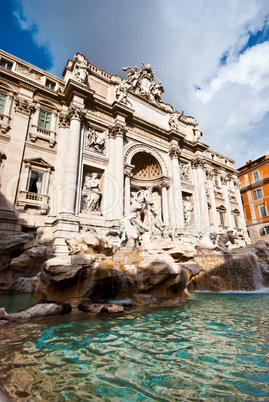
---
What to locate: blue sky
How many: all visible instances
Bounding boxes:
[1,0,269,168]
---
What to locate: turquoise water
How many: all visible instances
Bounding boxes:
[0,292,268,401]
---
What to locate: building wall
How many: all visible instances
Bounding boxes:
[0,50,248,251]
[238,156,269,242]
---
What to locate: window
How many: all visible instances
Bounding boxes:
[28,170,44,194]
[260,226,269,236]
[219,211,225,226]
[258,204,267,218]
[22,226,37,236]
[45,80,55,90]
[214,175,219,187]
[233,214,239,228]
[0,94,6,114]
[38,110,51,130]
[253,188,263,200]
[241,195,244,205]
[0,59,12,70]
[253,171,260,183]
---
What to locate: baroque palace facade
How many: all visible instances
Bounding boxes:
[238,156,269,242]
[0,50,248,253]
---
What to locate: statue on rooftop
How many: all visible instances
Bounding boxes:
[122,62,165,105]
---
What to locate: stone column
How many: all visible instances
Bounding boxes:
[221,174,234,230]
[61,106,84,215]
[103,130,115,218]
[51,112,70,215]
[191,157,210,232]
[206,168,219,231]
[106,123,127,220]
[161,182,169,226]
[124,164,133,216]
[169,146,184,230]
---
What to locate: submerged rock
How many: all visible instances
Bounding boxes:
[0,302,71,322]
[78,300,124,314]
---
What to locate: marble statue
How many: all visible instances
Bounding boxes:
[116,81,131,104]
[180,163,190,181]
[183,196,193,225]
[74,57,88,84]
[169,110,179,130]
[85,129,105,153]
[82,173,102,212]
[122,62,164,105]
[193,128,203,141]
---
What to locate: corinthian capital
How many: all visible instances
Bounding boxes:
[68,105,86,121]
[169,145,180,159]
[14,96,35,115]
[108,123,127,139]
[191,157,205,169]
[58,112,70,128]
[205,169,213,180]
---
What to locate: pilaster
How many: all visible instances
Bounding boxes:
[60,105,85,215]
[191,157,210,232]
[169,145,184,230]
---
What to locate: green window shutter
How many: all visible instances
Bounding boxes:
[39,110,51,129]
[0,94,6,114]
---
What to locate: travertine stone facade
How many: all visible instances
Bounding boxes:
[0,50,248,252]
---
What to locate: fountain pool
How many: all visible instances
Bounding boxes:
[0,291,268,401]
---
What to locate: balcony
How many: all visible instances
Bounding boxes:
[240,172,269,191]
[29,125,56,148]
[16,191,49,214]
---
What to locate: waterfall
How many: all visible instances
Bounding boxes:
[191,253,264,292]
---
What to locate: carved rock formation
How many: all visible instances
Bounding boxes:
[0,233,53,293]
[188,240,269,291]
[0,233,268,311]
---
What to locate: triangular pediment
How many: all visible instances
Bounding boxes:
[217,204,226,212]
[24,157,54,169]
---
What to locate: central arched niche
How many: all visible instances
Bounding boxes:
[130,152,162,219]
[131,152,162,179]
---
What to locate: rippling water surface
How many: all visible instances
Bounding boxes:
[0,292,269,401]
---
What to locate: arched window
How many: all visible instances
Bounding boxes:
[131,152,162,179]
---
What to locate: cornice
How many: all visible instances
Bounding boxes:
[0,133,11,143]
[61,78,95,105]
[25,141,57,156]
[82,151,109,166]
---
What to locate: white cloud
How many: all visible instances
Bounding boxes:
[197,43,269,103]
[12,0,269,166]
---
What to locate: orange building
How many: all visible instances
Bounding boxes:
[238,155,269,242]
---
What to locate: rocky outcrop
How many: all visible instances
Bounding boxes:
[34,249,190,305]
[0,233,54,293]
[0,232,268,309]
